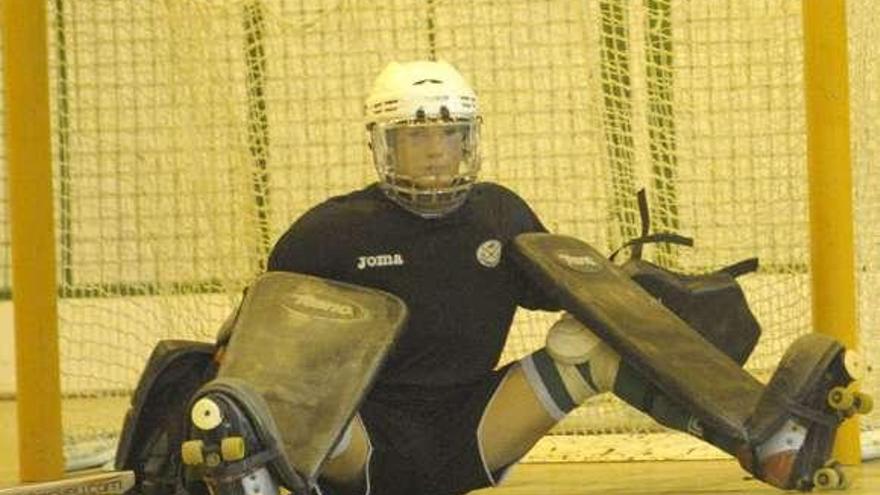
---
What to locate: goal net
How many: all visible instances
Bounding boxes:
[0,0,876,466]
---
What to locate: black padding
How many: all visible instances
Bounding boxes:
[622,258,762,365]
[720,257,759,278]
[115,340,216,495]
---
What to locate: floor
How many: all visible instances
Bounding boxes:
[0,400,17,483]
[2,399,879,494]
[476,460,880,494]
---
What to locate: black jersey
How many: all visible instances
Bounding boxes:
[268,182,557,391]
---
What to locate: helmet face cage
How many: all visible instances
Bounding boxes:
[370,114,481,218]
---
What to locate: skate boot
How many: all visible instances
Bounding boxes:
[736,333,873,491]
[180,377,308,495]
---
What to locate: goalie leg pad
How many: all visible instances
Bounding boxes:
[612,362,705,438]
[186,271,407,493]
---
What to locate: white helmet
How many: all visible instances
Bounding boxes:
[365,60,481,218]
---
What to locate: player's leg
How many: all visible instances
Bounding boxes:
[478,314,738,473]
[476,365,557,470]
[478,314,621,470]
[318,415,371,493]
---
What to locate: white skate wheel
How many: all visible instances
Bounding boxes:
[192,397,223,431]
[854,392,874,415]
[827,386,854,411]
[843,351,864,381]
[813,464,848,490]
[812,466,840,489]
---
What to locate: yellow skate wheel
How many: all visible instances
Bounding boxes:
[812,466,841,490]
[181,440,205,466]
[206,452,222,467]
[221,437,246,461]
[854,392,874,415]
[828,386,854,411]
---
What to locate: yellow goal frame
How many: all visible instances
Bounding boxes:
[1,0,863,482]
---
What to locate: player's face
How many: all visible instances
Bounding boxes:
[392,124,466,189]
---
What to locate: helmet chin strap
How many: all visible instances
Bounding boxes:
[371,120,480,218]
[379,180,470,219]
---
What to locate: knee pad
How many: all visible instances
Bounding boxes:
[546,314,620,392]
[520,315,620,421]
[546,313,604,365]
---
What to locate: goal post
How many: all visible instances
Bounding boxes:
[803,0,860,465]
[2,0,65,482]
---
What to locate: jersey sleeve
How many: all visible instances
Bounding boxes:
[493,185,561,312]
[267,205,342,279]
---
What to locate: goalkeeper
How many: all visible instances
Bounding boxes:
[249,60,858,494]
[137,60,864,495]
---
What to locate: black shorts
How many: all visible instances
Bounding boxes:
[322,364,515,495]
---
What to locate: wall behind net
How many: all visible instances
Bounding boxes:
[11,0,875,464]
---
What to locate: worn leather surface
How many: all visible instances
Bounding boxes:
[513,233,763,441]
[217,271,408,485]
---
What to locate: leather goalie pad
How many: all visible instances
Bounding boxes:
[514,232,856,474]
[208,271,408,489]
[622,258,761,365]
[115,339,217,495]
[512,233,763,441]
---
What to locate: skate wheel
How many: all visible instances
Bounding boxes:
[828,386,854,411]
[843,351,864,381]
[181,440,205,466]
[812,466,842,490]
[191,397,223,431]
[205,452,222,468]
[221,437,246,461]
[854,392,874,415]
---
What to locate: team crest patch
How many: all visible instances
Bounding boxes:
[476,239,502,268]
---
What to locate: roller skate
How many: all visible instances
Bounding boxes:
[180,378,307,495]
[736,334,873,491]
